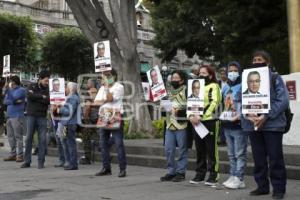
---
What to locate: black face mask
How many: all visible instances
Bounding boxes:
[199,75,210,84]
[252,62,267,68]
[171,81,180,89]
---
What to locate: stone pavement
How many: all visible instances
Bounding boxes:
[0,149,299,200]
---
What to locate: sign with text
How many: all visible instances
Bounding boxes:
[94,40,112,72]
[49,78,66,104]
[187,79,205,117]
[3,55,10,77]
[286,80,297,101]
[242,66,270,114]
[146,66,167,102]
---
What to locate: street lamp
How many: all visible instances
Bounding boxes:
[161,65,168,84]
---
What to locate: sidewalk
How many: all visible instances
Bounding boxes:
[0,149,299,200]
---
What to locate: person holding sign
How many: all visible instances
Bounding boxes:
[52,82,81,170]
[94,69,127,178]
[189,65,221,186]
[3,76,26,162]
[160,70,188,182]
[241,51,289,199]
[220,61,248,189]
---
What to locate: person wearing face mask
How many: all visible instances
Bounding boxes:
[241,50,289,199]
[189,64,221,187]
[94,69,127,178]
[160,70,189,182]
[3,76,26,162]
[21,70,50,169]
[220,61,248,189]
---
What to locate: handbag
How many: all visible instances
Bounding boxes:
[97,107,122,130]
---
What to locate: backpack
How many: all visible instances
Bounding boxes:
[272,73,293,134]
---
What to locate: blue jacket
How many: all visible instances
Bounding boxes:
[58,93,81,125]
[241,70,289,132]
[4,86,26,118]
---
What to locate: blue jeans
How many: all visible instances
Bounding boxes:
[24,116,47,165]
[224,128,248,180]
[53,121,68,165]
[63,124,77,168]
[164,129,188,175]
[99,128,127,170]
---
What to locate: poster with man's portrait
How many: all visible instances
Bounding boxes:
[49,78,66,104]
[146,65,167,102]
[94,40,111,72]
[142,82,150,101]
[242,66,270,114]
[187,79,205,116]
[3,55,10,77]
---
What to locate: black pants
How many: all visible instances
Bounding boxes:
[249,131,286,193]
[193,120,219,180]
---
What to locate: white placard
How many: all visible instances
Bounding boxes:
[94,41,112,72]
[194,122,209,139]
[49,78,66,104]
[3,55,10,77]
[242,66,270,114]
[187,79,205,117]
[142,82,150,101]
[146,66,167,102]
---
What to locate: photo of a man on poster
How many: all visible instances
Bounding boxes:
[188,80,201,99]
[95,42,105,59]
[51,78,60,92]
[243,71,261,94]
[3,55,10,77]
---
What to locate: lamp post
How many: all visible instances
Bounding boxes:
[161,65,168,84]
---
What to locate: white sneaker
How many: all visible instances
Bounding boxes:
[225,176,244,189]
[238,180,246,189]
[222,176,234,187]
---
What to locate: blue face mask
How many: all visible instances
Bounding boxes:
[228,72,239,82]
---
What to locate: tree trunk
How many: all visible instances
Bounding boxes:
[66,0,155,136]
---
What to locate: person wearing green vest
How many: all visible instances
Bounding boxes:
[189,64,221,187]
[160,70,188,182]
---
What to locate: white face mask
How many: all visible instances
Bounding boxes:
[8,82,13,88]
[228,72,239,82]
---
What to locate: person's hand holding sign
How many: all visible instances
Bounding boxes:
[254,115,267,130]
[189,114,201,126]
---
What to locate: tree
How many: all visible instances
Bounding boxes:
[151,0,289,74]
[0,13,37,72]
[42,27,94,81]
[65,0,154,135]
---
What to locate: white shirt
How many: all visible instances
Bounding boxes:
[94,82,124,113]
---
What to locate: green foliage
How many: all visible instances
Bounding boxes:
[0,13,37,72]
[122,118,165,139]
[151,0,290,74]
[42,27,94,81]
[152,118,165,139]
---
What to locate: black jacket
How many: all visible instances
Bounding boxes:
[26,83,50,117]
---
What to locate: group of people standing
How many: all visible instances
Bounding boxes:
[160,50,289,200]
[2,50,289,199]
[2,69,127,177]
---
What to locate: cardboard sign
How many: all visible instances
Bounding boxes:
[3,55,10,77]
[286,80,297,101]
[49,78,66,104]
[94,40,112,72]
[242,66,270,114]
[187,79,205,117]
[146,66,167,102]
